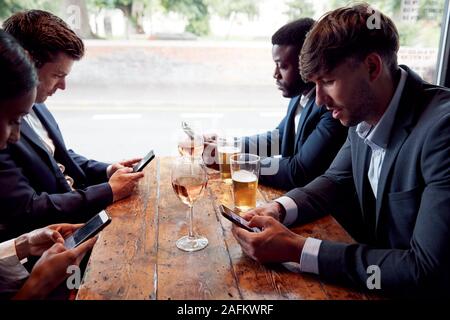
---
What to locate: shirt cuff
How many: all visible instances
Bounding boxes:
[299,237,322,275]
[0,239,30,288]
[275,196,298,226]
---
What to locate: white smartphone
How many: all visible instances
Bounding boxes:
[64,210,112,249]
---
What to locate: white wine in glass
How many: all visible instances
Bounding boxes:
[171,157,208,252]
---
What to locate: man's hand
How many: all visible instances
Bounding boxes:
[240,201,286,222]
[108,167,145,202]
[231,216,305,264]
[107,158,142,178]
[13,237,97,300]
[203,140,219,170]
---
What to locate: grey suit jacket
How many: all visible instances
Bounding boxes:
[285,67,450,297]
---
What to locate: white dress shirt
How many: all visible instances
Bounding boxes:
[0,239,29,294]
[295,87,315,135]
[276,68,408,274]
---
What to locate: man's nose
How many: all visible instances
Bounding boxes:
[315,85,327,107]
[273,66,280,80]
[58,78,66,91]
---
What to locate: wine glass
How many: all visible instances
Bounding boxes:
[177,123,204,159]
[171,157,208,252]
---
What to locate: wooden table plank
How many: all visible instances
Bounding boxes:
[76,158,159,300]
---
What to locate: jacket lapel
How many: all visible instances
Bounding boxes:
[374,68,424,233]
[281,96,300,156]
[353,133,372,220]
[20,120,53,159]
[33,104,67,153]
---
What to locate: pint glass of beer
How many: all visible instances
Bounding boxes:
[230,153,260,212]
[217,136,241,184]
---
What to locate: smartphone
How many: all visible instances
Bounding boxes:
[133,150,155,172]
[64,210,112,249]
[219,205,261,233]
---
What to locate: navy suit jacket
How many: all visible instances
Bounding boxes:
[285,67,450,297]
[0,104,113,241]
[243,94,347,190]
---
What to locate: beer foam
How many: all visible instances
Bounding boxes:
[232,170,257,183]
[218,146,240,153]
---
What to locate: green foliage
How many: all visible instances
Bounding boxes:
[208,0,258,19]
[0,0,59,19]
[284,0,315,20]
[160,0,210,35]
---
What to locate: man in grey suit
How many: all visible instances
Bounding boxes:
[231,4,450,298]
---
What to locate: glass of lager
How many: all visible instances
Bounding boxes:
[230,153,260,213]
[217,136,241,184]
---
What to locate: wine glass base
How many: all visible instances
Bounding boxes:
[176,235,208,252]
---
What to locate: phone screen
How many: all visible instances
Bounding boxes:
[133,150,155,172]
[219,205,261,233]
[65,211,111,249]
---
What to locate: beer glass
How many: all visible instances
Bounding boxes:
[217,136,241,184]
[230,153,260,213]
[171,157,208,252]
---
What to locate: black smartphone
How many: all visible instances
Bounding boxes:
[133,150,155,172]
[64,210,112,249]
[219,205,261,233]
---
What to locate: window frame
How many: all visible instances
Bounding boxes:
[436,0,450,87]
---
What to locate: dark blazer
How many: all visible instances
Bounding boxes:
[285,67,450,297]
[243,93,347,190]
[0,103,113,241]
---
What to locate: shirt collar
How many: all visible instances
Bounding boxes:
[356,67,408,149]
[299,87,315,108]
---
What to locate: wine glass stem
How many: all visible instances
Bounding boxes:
[188,204,194,238]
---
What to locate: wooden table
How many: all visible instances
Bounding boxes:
[76,157,369,300]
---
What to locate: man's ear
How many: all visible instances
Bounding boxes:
[23,49,43,69]
[364,53,383,82]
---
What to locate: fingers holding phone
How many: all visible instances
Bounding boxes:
[109,167,145,202]
[231,215,305,264]
[14,237,98,300]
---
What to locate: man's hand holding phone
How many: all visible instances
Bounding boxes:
[107,157,142,178]
[109,167,144,202]
[219,205,261,233]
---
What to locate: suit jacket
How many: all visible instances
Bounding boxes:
[285,67,450,297]
[243,93,347,190]
[0,103,113,241]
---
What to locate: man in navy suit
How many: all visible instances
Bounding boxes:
[0,10,144,241]
[205,19,347,190]
[232,4,450,298]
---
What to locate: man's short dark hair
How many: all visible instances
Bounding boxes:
[300,3,399,81]
[0,29,38,101]
[271,18,316,54]
[2,10,84,68]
